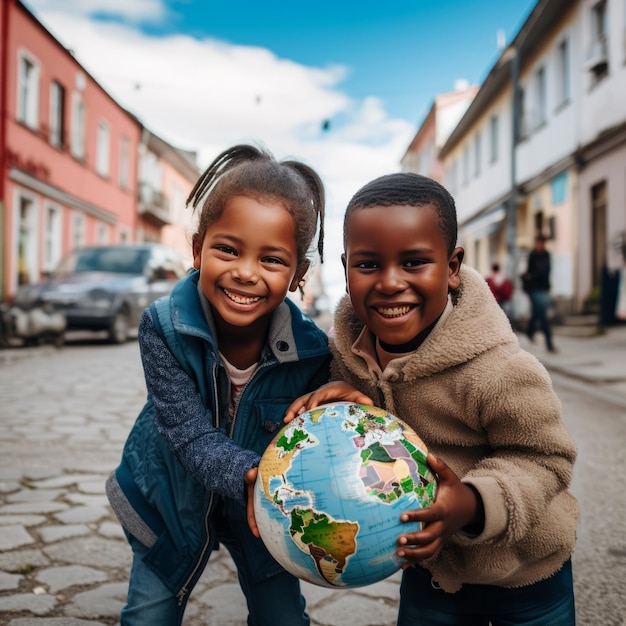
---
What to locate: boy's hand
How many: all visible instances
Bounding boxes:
[284,382,373,423]
[245,467,260,538]
[396,454,482,566]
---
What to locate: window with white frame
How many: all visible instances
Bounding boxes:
[556,38,570,107]
[49,81,65,148]
[588,0,609,77]
[17,51,40,130]
[16,191,39,286]
[462,145,470,186]
[43,204,62,272]
[489,114,499,163]
[72,212,85,250]
[119,227,130,243]
[474,131,481,178]
[97,222,110,244]
[96,119,110,177]
[119,136,130,189]
[71,92,86,160]
[534,66,547,128]
[447,159,459,196]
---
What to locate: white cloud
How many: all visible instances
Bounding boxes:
[27,1,415,312]
[25,0,169,23]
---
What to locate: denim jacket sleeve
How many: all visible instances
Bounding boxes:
[138,309,260,505]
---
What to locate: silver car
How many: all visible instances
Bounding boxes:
[11,243,189,344]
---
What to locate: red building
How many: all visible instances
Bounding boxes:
[0,0,142,300]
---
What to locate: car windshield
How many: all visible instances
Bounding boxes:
[55,248,151,275]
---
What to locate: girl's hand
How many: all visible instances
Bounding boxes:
[396,454,483,566]
[284,382,373,423]
[245,467,260,538]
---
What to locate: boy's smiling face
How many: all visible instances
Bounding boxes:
[342,203,463,347]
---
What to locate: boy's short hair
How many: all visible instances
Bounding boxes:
[343,172,458,255]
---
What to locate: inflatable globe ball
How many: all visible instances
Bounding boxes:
[253,402,438,589]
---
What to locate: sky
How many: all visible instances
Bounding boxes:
[24,0,536,309]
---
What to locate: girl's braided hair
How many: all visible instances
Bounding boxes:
[343,172,458,256]
[187,144,325,273]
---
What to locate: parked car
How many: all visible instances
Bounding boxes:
[10,243,189,344]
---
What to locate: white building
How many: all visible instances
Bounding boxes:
[434,0,626,323]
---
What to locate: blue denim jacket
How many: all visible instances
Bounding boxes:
[106,271,330,601]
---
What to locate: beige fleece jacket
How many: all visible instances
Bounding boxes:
[330,265,578,592]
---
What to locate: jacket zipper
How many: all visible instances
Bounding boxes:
[177,362,221,605]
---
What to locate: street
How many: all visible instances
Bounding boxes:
[0,331,625,625]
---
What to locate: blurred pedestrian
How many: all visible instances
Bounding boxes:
[106,143,338,625]
[523,235,556,352]
[485,262,513,307]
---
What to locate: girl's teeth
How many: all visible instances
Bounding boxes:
[378,306,410,318]
[224,289,260,304]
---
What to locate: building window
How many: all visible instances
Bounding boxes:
[588,0,609,78]
[119,227,130,243]
[474,131,481,178]
[16,192,38,286]
[462,145,470,186]
[515,86,527,142]
[591,182,607,289]
[489,114,499,163]
[96,119,110,177]
[49,81,65,148]
[97,222,109,244]
[447,159,458,195]
[72,212,85,250]
[534,66,547,128]
[17,51,40,129]
[119,136,130,189]
[556,38,570,107]
[43,205,62,272]
[71,92,86,160]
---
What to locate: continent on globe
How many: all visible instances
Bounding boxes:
[254,402,438,589]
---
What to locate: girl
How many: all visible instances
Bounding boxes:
[107,144,333,625]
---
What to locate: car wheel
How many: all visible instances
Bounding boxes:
[108,309,129,344]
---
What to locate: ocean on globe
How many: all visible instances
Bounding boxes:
[253,402,438,589]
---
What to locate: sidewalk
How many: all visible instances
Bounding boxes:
[516,323,626,406]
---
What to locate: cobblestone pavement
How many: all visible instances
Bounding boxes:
[1,322,625,625]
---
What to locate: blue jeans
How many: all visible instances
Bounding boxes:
[526,290,554,351]
[397,559,575,626]
[121,504,309,626]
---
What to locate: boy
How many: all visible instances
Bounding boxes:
[285,173,578,625]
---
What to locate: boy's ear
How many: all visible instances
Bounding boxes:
[289,260,311,292]
[447,247,464,290]
[192,235,202,269]
[341,253,349,293]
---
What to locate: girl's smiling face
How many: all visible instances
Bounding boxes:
[342,203,463,346]
[193,195,306,330]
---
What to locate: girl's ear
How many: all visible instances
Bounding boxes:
[289,260,311,293]
[192,234,202,269]
[341,253,349,294]
[447,247,464,290]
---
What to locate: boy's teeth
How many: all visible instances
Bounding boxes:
[224,289,260,304]
[378,306,410,317]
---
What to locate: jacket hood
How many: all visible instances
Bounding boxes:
[333,265,517,380]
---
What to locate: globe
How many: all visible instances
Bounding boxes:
[254,402,438,589]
